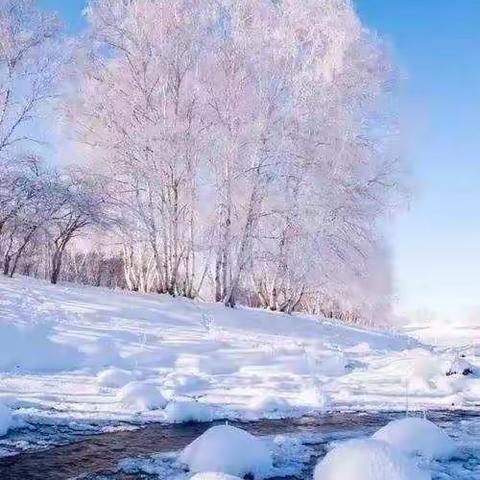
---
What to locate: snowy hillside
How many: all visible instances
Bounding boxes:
[0,276,479,435]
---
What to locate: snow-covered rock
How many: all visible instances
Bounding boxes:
[190,473,242,480]
[97,367,134,388]
[373,417,456,459]
[117,382,167,411]
[0,403,12,436]
[180,425,272,478]
[314,439,431,480]
[164,401,214,423]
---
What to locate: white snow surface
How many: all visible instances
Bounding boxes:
[179,424,272,478]
[0,403,12,436]
[373,417,456,460]
[314,438,431,480]
[0,275,479,427]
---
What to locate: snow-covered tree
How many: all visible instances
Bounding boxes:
[62,0,403,325]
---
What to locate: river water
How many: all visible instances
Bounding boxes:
[0,410,478,480]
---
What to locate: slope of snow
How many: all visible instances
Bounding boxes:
[0,275,478,429]
[373,417,456,460]
[314,438,431,480]
[179,424,272,478]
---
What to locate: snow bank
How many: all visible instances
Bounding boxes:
[180,425,272,478]
[373,417,456,459]
[190,473,242,480]
[314,439,431,480]
[0,403,12,436]
[0,322,83,372]
[97,367,134,388]
[117,382,167,411]
[164,401,214,423]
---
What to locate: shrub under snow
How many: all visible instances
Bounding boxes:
[0,403,12,436]
[97,367,134,388]
[164,401,214,423]
[117,382,167,411]
[373,417,456,459]
[314,439,431,480]
[179,425,272,478]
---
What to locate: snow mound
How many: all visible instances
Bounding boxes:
[373,417,456,459]
[97,367,134,388]
[190,473,242,480]
[314,439,431,480]
[0,403,12,436]
[248,395,291,413]
[0,322,83,372]
[164,401,214,423]
[117,382,167,411]
[180,425,272,478]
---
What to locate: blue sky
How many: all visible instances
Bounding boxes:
[39,0,480,319]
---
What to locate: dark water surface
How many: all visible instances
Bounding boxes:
[0,410,478,480]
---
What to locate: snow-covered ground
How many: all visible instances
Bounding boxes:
[0,275,479,437]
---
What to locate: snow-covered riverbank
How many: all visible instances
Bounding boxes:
[0,275,479,437]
